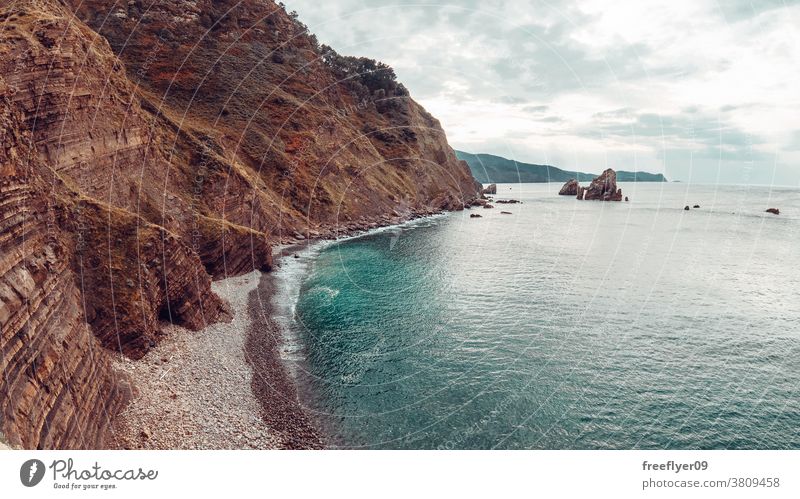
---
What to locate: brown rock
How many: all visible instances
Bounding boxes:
[482,183,497,195]
[470,213,482,218]
[582,169,623,201]
[559,179,580,196]
[766,208,780,215]
[0,92,127,450]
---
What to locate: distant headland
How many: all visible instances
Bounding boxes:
[456,151,667,184]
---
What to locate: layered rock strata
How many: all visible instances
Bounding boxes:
[0,85,128,449]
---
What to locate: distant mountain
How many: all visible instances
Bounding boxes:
[456,151,667,184]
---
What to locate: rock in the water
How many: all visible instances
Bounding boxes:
[495,199,521,204]
[500,211,512,215]
[470,213,482,218]
[576,186,586,200]
[684,205,691,211]
[693,205,700,208]
[559,179,580,196]
[482,183,497,195]
[483,204,495,209]
[625,196,629,202]
[766,208,780,215]
[583,169,623,201]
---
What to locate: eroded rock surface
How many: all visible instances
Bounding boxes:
[0,83,128,450]
[559,179,579,196]
[582,169,623,202]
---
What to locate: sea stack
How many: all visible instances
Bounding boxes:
[482,183,497,195]
[558,179,579,196]
[583,169,623,201]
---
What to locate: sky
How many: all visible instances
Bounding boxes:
[285,0,800,185]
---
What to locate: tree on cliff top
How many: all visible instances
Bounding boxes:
[320,44,409,99]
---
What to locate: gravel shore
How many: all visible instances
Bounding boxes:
[245,252,324,449]
[111,271,286,449]
[111,213,446,450]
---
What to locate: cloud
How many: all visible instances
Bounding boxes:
[491,96,528,104]
[713,0,797,22]
[521,105,549,113]
[284,0,800,185]
[785,130,800,151]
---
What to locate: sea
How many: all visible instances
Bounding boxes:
[271,183,800,449]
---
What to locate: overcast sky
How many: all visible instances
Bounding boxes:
[286,0,799,185]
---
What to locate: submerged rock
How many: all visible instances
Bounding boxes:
[766,208,780,215]
[470,213,482,218]
[500,211,512,215]
[558,179,579,196]
[583,169,623,201]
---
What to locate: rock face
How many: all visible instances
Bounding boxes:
[66,0,478,229]
[0,0,480,449]
[582,169,623,201]
[0,86,128,449]
[559,179,579,196]
[482,184,497,195]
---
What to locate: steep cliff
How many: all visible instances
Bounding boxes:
[0,80,127,449]
[66,0,477,233]
[0,0,238,361]
[0,0,477,448]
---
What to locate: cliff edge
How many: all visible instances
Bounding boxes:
[0,0,478,449]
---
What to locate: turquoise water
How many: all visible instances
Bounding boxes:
[279,183,800,449]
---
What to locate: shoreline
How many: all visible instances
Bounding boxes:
[244,250,324,449]
[242,213,457,448]
[111,271,281,449]
[111,210,456,449]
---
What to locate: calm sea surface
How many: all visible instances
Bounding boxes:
[273,183,800,449]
